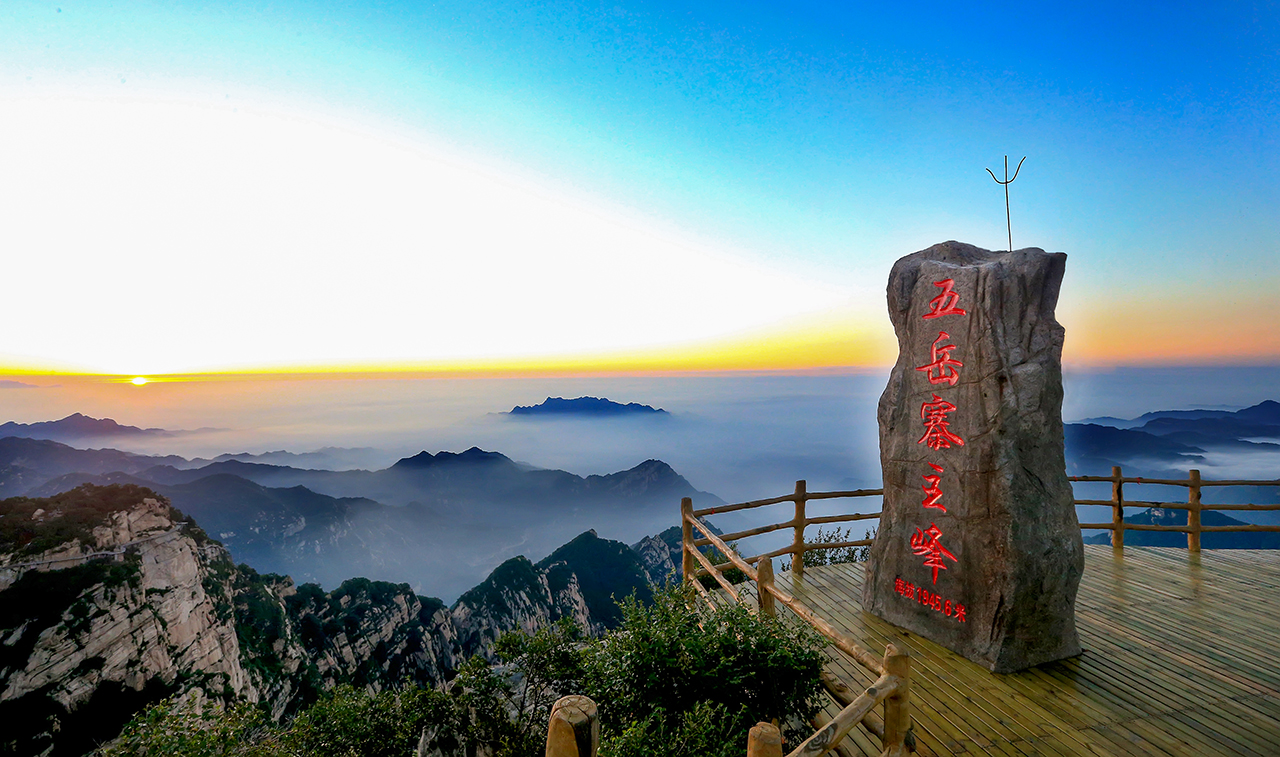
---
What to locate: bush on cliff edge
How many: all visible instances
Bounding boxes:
[99,584,826,757]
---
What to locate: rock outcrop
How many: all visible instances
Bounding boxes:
[863,241,1084,673]
[0,484,637,755]
[0,487,249,755]
[451,556,599,661]
[631,530,681,585]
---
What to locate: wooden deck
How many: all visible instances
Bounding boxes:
[749,545,1280,756]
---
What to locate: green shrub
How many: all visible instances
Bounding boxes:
[100,698,268,757]
[279,684,457,757]
[99,585,826,757]
[784,526,877,570]
[476,584,827,757]
[580,585,825,747]
[602,700,750,757]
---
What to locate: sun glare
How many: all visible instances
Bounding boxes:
[131,377,149,386]
[0,98,848,375]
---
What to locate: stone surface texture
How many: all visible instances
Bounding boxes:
[862,241,1083,673]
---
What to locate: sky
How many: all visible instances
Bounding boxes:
[1,0,1277,376]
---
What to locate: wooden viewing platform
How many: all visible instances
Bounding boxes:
[711,545,1280,756]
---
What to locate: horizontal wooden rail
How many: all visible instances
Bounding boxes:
[1069,475,1192,486]
[786,672,898,757]
[692,488,882,518]
[1078,499,1280,511]
[1077,498,1183,508]
[695,539,879,578]
[692,493,796,517]
[802,488,884,501]
[1123,523,1205,533]
[1070,474,1280,487]
[686,514,759,582]
[1199,479,1280,487]
[684,534,742,601]
[1071,466,1280,554]
[804,512,882,526]
[695,546,796,578]
[694,519,795,546]
[820,671,886,742]
[799,539,873,552]
[761,582,884,675]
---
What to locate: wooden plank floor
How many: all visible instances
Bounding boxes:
[725,546,1280,756]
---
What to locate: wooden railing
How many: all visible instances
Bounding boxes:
[1071,466,1280,552]
[681,480,884,582]
[680,482,911,757]
[667,467,1280,756]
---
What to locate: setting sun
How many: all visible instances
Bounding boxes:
[131,377,149,386]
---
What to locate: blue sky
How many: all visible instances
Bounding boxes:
[1,1,1277,372]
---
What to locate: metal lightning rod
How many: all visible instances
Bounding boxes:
[986,155,1026,252]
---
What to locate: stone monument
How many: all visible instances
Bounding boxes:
[862,241,1083,673]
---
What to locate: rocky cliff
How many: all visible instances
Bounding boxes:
[0,484,646,756]
[0,485,249,756]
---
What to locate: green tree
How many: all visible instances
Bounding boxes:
[279,684,457,757]
[100,698,269,757]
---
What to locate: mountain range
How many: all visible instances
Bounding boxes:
[0,413,175,444]
[1062,401,1280,494]
[0,484,680,756]
[0,434,721,600]
[1069,401,1280,454]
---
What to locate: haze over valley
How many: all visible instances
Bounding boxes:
[4,367,1279,601]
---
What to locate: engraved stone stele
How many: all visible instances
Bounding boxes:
[862,240,1083,673]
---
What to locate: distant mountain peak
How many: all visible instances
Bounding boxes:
[0,413,166,442]
[506,396,667,417]
[390,447,516,470]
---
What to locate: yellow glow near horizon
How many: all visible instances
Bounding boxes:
[0,96,856,376]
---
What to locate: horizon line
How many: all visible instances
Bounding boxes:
[3,359,1280,383]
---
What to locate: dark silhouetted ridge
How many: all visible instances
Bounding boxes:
[507,396,667,417]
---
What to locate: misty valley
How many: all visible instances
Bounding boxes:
[3,387,1280,755]
[4,393,1280,603]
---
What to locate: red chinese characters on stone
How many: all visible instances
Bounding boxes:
[894,576,966,622]
[922,279,967,320]
[918,394,965,450]
[911,523,958,584]
[921,463,946,512]
[915,331,963,386]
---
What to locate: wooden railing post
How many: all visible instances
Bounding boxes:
[1111,465,1125,551]
[792,480,807,578]
[757,556,776,618]
[882,644,910,757]
[746,721,783,757]
[1188,469,1202,554]
[545,695,598,757]
[681,497,695,584]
